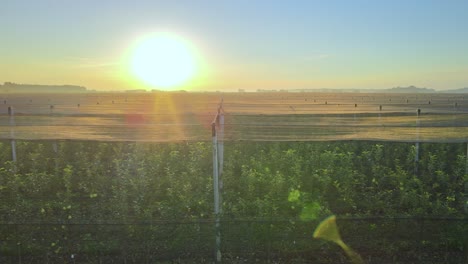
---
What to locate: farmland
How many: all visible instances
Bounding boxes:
[0,91,467,263]
[1,91,468,142]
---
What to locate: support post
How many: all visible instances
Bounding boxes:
[50,105,59,172]
[465,143,468,175]
[212,120,221,263]
[465,143,468,214]
[415,109,420,174]
[218,105,224,214]
[8,107,17,163]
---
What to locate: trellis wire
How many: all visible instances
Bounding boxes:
[2,92,468,263]
[1,217,467,263]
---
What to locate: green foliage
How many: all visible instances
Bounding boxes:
[0,140,467,262]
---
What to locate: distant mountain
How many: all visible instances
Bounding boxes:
[291,86,468,94]
[383,86,436,93]
[0,82,87,93]
[440,87,468,93]
[385,86,468,94]
[289,86,437,93]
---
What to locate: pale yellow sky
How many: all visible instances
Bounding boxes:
[1,1,467,91]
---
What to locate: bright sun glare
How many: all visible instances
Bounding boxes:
[131,33,197,89]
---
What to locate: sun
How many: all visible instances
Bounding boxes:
[130,33,197,89]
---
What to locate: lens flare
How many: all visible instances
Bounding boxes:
[313,215,364,264]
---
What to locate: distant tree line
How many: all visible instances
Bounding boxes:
[0,82,87,93]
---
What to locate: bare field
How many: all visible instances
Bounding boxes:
[1,92,467,142]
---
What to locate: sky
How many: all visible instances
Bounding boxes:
[1,0,467,91]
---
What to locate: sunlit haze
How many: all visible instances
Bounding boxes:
[1,1,467,91]
[130,33,198,90]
